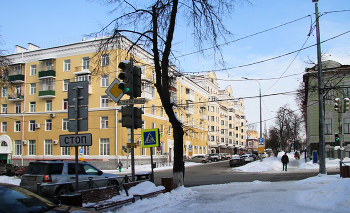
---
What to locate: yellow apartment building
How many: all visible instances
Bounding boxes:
[0,35,246,169]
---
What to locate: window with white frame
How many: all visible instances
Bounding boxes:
[29,102,36,112]
[45,119,52,131]
[160,142,165,155]
[152,87,156,98]
[44,140,52,155]
[1,87,7,97]
[101,54,109,66]
[168,126,172,136]
[14,140,21,155]
[46,100,52,111]
[152,70,155,81]
[101,75,109,87]
[63,99,68,110]
[100,138,110,155]
[83,146,89,155]
[2,104,7,114]
[82,57,89,70]
[62,119,68,131]
[201,133,203,140]
[101,116,108,129]
[15,121,21,132]
[29,120,35,132]
[64,59,71,71]
[192,131,194,138]
[101,96,108,107]
[63,79,70,91]
[75,74,91,83]
[141,144,146,155]
[29,140,36,155]
[152,105,156,115]
[324,118,332,135]
[181,86,183,95]
[160,124,164,135]
[62,147,70,155]
[30,83,36,95]
[141,64,146,75]
[15,85,21,95]
[160,107,164,117]
[1,122,7,132]
[152,122,156,129]
[30,65,37,76]
[15,103,21,113]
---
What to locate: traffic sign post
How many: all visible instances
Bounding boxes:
[141,128,160,183]
[59,133,92,147]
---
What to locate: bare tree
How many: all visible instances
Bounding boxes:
[93,0,250,188]
[0,35,11,87]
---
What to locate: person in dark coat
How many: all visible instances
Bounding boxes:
[118,161,123,172]
[281,152,289,171]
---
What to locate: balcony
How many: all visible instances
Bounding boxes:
[38,70,56,79]
[141,91,153,101]
[39,90,55,98]
[200,113,206,120]
[8,74,24,83]
[185,107,194,115]
[74,66,92,75]
[8,93,24,102]
[39,80,55,98]
[8,64,25,83]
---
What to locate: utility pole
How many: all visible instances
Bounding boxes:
[313,0,325,174]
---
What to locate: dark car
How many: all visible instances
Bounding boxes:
[20,161,119,198]
[0,183,98,213]
[0,163,16,176]
[229,155,246,167]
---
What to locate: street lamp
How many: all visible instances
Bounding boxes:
[242,77,262,160]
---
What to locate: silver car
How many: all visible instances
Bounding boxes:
[191,155,209,163]
[20,161,119,198]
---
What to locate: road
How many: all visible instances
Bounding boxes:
[153,160,340,187]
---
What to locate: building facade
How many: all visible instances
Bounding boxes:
[0,35,247,168]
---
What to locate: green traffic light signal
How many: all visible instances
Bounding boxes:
[335,133,340,143]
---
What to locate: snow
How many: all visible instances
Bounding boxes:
[1,152,349,212]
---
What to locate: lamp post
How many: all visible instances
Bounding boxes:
[242,77,262,160]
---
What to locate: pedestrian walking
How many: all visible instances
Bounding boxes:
[118,161,123,172]
[281,152,289,171]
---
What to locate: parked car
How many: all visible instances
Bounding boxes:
[20,161,120,199]
[0,183,98,213]
[191,155,209,163]
[14,166,27,176]
[260,153,267,158]
[241,154,254,163]
[207,154,221,162]
[0,163,16,176]
[229,155,246,167]
[251,154,257,161]
[222,153,231,160]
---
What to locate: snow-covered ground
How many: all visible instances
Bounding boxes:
[1,152,349,212]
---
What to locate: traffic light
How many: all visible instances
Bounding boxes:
[118,105,133,128]
[335,132,340,143]
[134,107,144,129]
[118,60,132,96]
[334,98,341,113]
[133,65,142,98]
[344,98,350,112]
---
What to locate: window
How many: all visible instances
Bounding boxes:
[30,65,37,76]
[83,146,89,155]
[168,126,172,136]
[101,75,109,87]
[221,138,224,143]
[101,54,109,66]
[221,120,224,125]
[29,102,36,112]
[101,96,108,107]
[64,59,71,71]
[29,120,35,132]
[2,87,8,97]
[46,100,52,111]
[101,116,108,129]
[345,118,350,134]
[14,140,21,155]
[62,119,69,131]
[211,136,215,141]
[324,118,332,135]
[100,138,110,155]
[1,104,7,114]
[45,119,52,131]
[160,107,164,117]
[83,57,89,70]
[28,140,36,155]
[1,122,7,133]
[15,103,21,113]
[181,86,183,95]
[141,64,146,75]
[45,140,52,155]
[30,83,36,95]
[211,126,214,132]
[62,147,70,155]
[63,99,68,110]
[152,87,156,98]
[141,144,146,156]
[160,124,164,135]
[63,79,70,91]
[152,70,155,81]
[229,116,232,120]
[152,105,156,115]
[15,121,21,132]
[221,129,225,134]
[152,122,156,129]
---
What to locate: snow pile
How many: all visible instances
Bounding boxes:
[127,181,165,195]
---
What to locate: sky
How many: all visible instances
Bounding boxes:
[0,0,350,133]
[2,152,349,212]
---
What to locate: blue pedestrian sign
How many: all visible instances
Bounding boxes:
[141,128,160,148]
[259,138,264,145]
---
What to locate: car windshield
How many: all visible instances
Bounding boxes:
[24,162,64,175]
[0,185,55,213]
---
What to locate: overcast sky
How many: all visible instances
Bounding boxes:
[1,0,349,133]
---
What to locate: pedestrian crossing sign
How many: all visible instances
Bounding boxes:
[141,128,160,148]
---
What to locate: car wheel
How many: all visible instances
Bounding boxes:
[230,164,232,167]
[202,160,206,163]
[214,158,217,162]
[54,184,74,203]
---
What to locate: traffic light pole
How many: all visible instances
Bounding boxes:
[130,58,136,182]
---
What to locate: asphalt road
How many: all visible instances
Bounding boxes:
[154,160,340,187]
